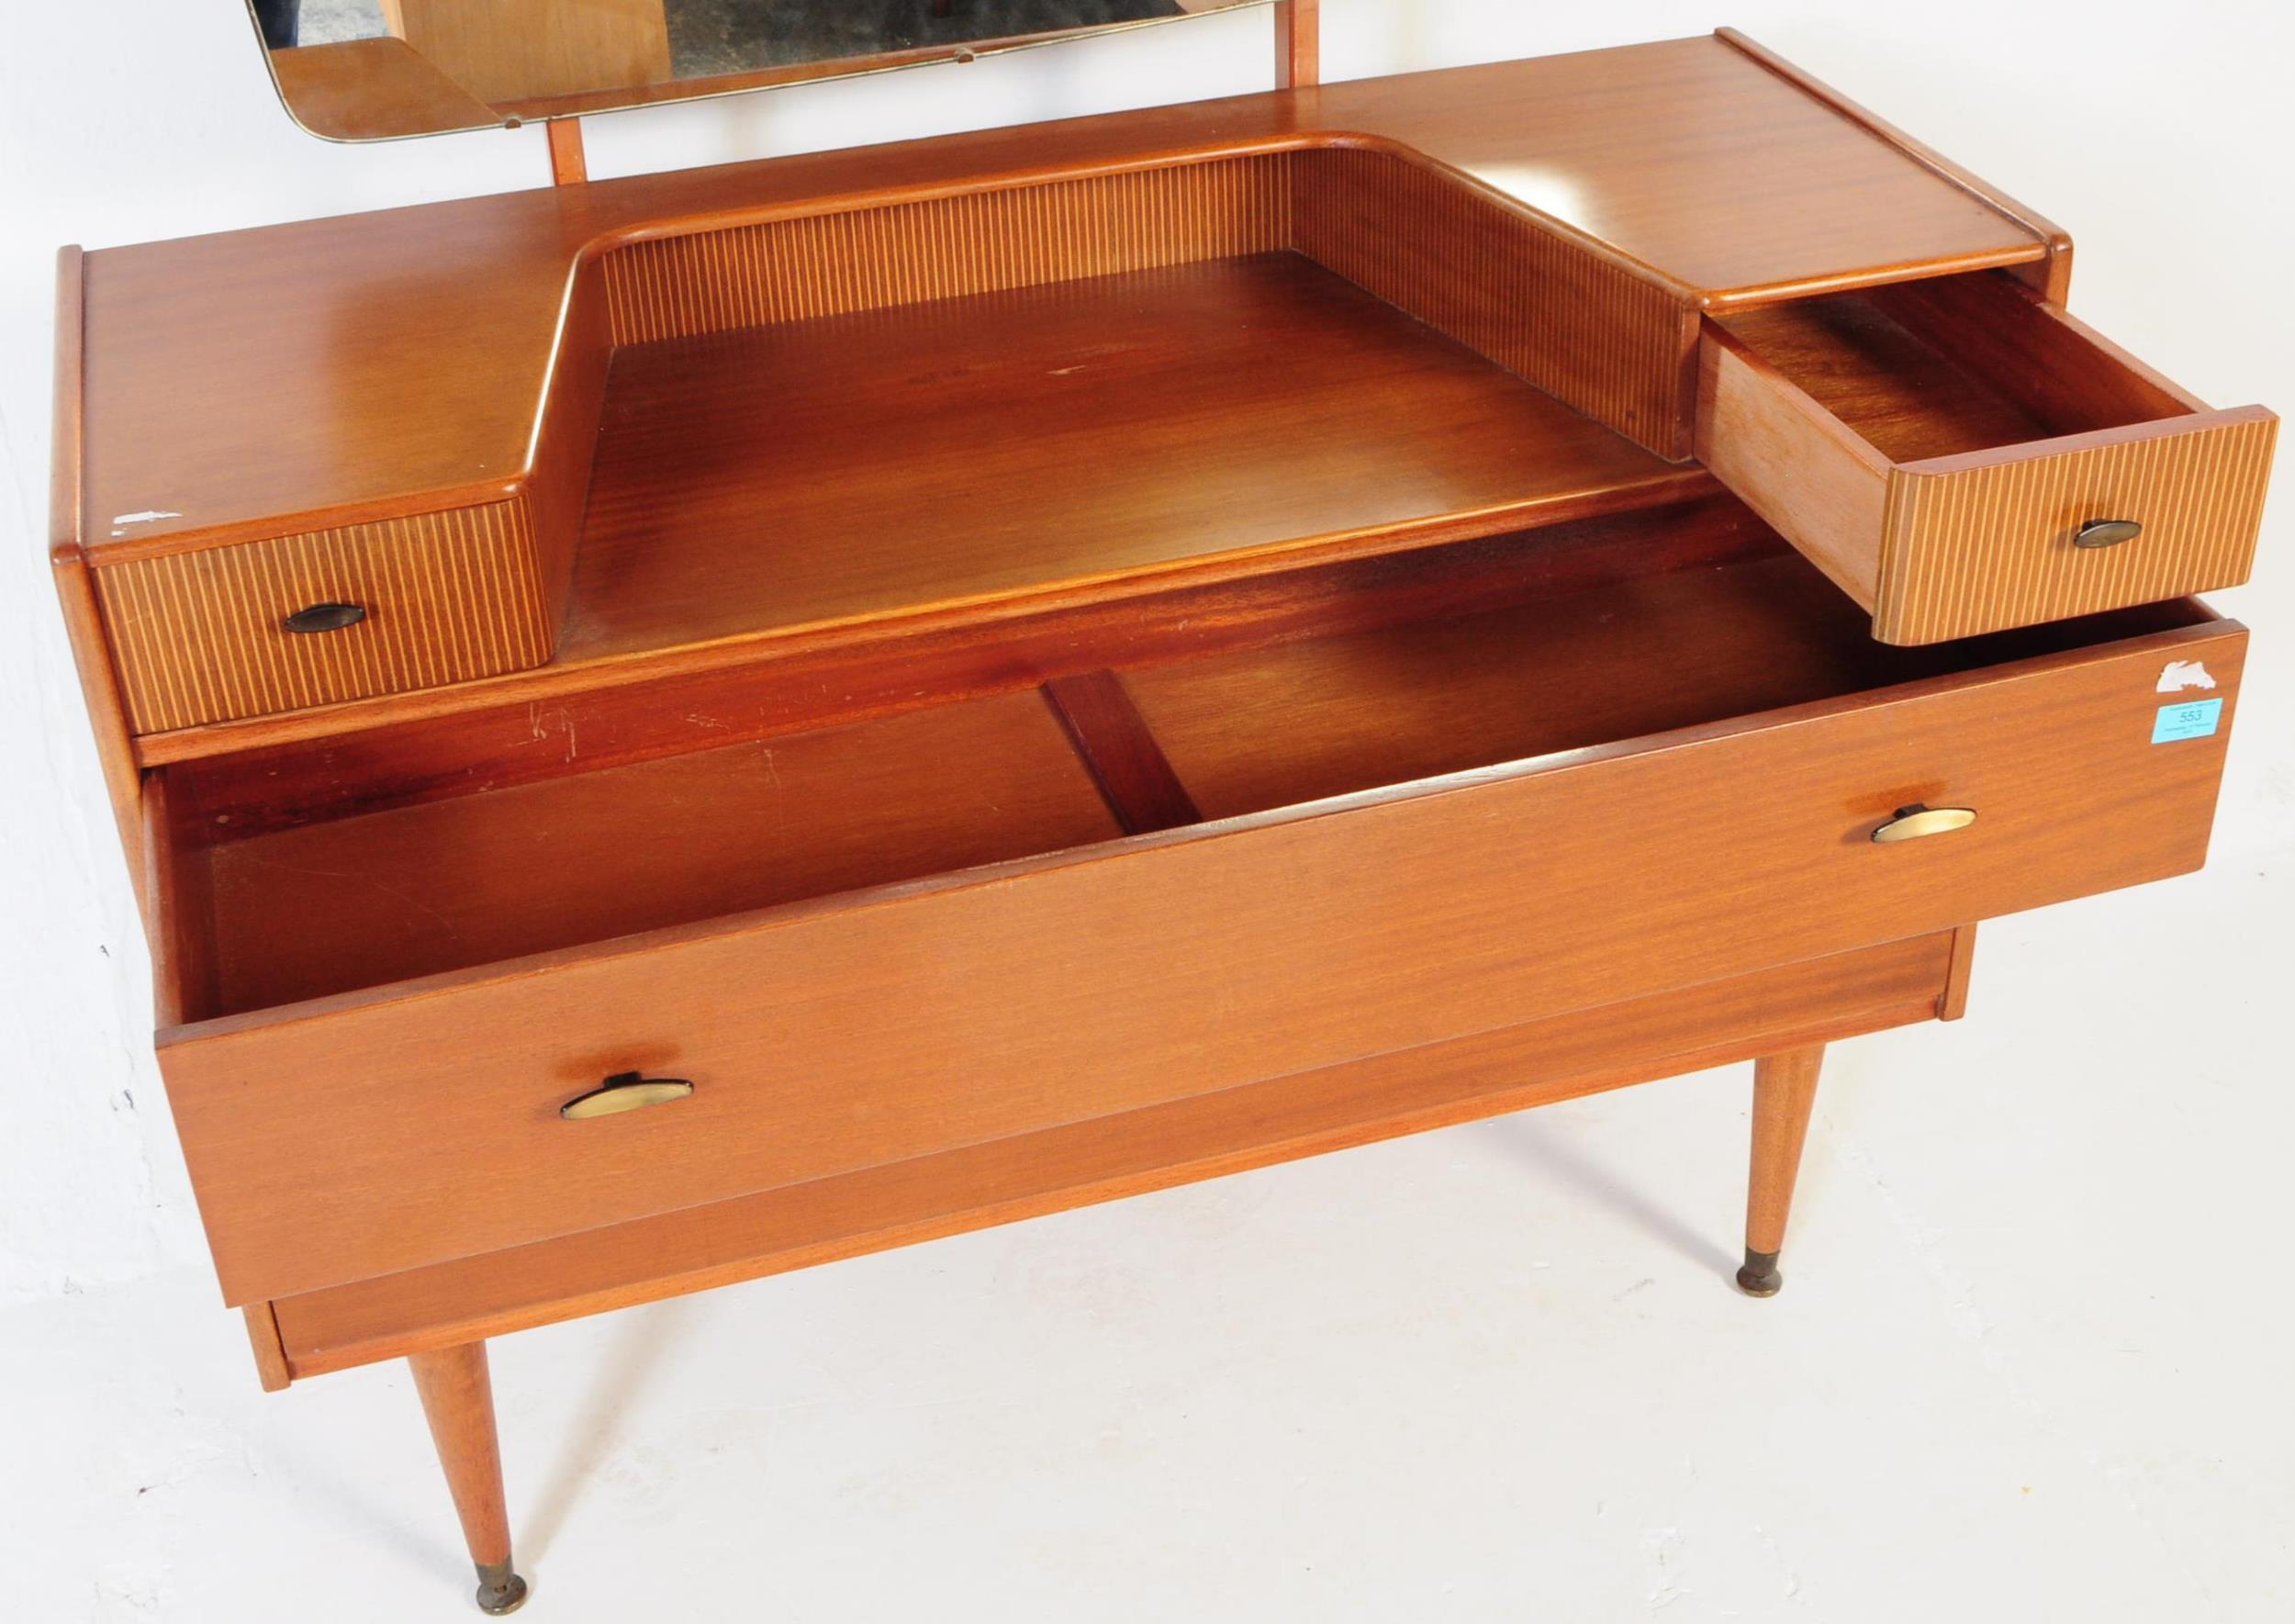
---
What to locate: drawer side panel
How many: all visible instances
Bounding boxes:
[1693,324,1888,605]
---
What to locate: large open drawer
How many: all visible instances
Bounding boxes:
[148,538,2246,1305]
[1698,270,2276,644]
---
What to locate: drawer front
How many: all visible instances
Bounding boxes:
[95,502,556,733]
[1697,280,2278,645]
[160,619,2244,1304]
[1876,410,2278,643]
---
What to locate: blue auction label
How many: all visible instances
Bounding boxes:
[2151,698,2223,744]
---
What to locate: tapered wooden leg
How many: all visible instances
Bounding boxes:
[409,1342,529,1615]
[1736,1044,1825,1297]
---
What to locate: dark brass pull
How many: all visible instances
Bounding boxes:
[2073,519,2143,550]
[282,601,367,633]
[560,1071,694,1121]
[1871,803,1977,844]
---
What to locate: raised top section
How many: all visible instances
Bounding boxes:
[71,34,2049,561]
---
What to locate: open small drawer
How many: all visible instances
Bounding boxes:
[146,524,2246,1307]
[1697,270,2277,644]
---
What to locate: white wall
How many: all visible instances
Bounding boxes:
[2,0,2288,1309]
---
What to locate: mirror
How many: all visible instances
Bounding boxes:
[251,0,1277,141]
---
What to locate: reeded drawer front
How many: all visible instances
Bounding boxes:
[1697,269,2277,644]
[154,594,2245,1305]
[95,501,557,734]
[1872,412,2276,642]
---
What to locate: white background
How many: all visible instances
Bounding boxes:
[2,2,2289,1619]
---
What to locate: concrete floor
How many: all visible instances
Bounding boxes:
[9,860,2289,1623]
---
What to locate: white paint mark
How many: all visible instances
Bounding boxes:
[2156,660,2218,694]
[1640,1526,1686,1610]
[522,704,577,761]
[110,510,182,527]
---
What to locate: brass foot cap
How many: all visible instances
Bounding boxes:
[475,1562,530,1616]
[1735,1249,1783,1298]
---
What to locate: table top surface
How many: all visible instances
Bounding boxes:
[66,33,2047,561]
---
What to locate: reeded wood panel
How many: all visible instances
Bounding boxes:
[601,155,1296,344]
[96,504,554,734]
[600,146,1696,455]
[1296,147,1696,458]
[1875,410,2278,644]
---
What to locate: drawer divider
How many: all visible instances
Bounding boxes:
[1043,671,1203,835]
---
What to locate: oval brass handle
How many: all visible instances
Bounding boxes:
[2073,519,2143,550]
[560,1071,694,1120]
[282,601,368,633]
[1871,803,1977,844]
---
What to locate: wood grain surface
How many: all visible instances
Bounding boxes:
[599,144,1691,454]
[1703,274,2277,642]
[52,29,2267,1413]
[184,543,2144,1006]
[1120,552,2032,820]
[158,498,1757,836]
[1042,671,1203,834]
[156,597,2240,1305]
[598,155,1293,345]
[271,932,1956,1375]
[73,36,2046,562]
[241,1303,292,1394]
[198,690,1118,1014]
[1293,146,1696,455]
[407,1342,513,1571]
[95,502,556,733]
[1744,1045,1825,1257]
[566,254,1681,661]
[48,248,148,898]
[547,118,588,186]
[1877,411,2278,644]
[1274,0,1318,89]
[267,39,499,141]
[1712,28,2074,302]
[1694,321,1890,604]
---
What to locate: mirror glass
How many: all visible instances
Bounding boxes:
[252,0,1274,140]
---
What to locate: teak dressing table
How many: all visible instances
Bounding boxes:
[52,7,2273,1612]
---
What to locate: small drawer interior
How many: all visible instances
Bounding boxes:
[160,517,2214,1025]
[1712,270,2203,464]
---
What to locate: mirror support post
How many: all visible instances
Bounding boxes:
[547,118,588,186]
[1274,0,1320,90]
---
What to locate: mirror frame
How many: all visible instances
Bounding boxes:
[249,0,1304,144]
